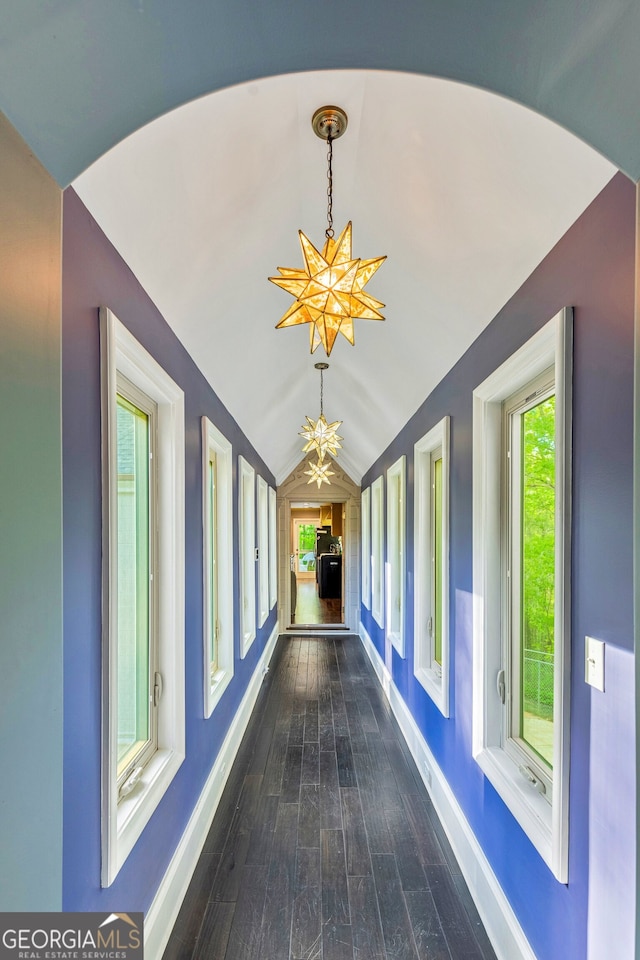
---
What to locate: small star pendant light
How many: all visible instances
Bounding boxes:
[299,362,343,462]
[270,106,386,356]
[304,458,336,488]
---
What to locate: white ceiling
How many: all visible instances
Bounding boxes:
[73,70,615,483]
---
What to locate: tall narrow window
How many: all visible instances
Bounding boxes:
[238,456,256,656]
[257,475,269,627]
[115,386,156,784]
[371,476,384,627]
[361,486,371,608]
[202,416,234,718]
[472,308,571,881]
[100,307,185,887]
[505,375,556,786]
[386,456,406,655]
[268,486,277,610]
[414,417,450,715]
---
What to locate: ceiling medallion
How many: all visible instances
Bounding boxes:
[270,106,386,356]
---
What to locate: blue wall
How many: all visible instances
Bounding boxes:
[360,172,635,959]
[61,187,277,912]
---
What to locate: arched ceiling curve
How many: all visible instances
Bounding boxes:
[72,70,615,482]
[1,0,639,185]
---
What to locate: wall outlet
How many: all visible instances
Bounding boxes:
[585,636,605,692]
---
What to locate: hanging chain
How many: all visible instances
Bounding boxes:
[325,134,334,240]
[319,366,324,416]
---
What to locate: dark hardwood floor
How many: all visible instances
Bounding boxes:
[162,635,497,960]
[293,580,343,625]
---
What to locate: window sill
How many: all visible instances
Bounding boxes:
[415,665,449,718]
[104,747,184,887]
[475,745,564,881]
[206,668,232,719]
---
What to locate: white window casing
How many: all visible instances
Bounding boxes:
[414,417,450,716]
[257,475,269,627]
[361,486,371,608]
[238,456,256,656]
[100,307,185,888]
[202,416,234,719]
[371,476,385,628]
[268,486,277,610]
[472,307,572,882]
[386,456,406,656]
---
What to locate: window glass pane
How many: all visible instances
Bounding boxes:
[208,455,218,676]
[520,394,555,768]
[433,455,443,665]
[116,394,151,776]
[297,523,317,573]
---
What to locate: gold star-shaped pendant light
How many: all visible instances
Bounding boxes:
[270,105,386,357]
[304,458,335,488]
[270,222,386,356]
[300,362,343,472]
[300,413,343,461]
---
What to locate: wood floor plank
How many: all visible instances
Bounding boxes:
[451,874,498,960]
[319,749,342,830]
[291,846,322,960]
[352,751,393,855]
[321,829,350,926]
[323,922,354,960]
[168,853,221,953]
[191,900,235,960]
[343,699,368,753]
[301,741,320,785]
[348,875,385,960]
[341,788,371,877]
[383,737,424,796]
[335,735,356,788]
[371,854,419,960]
[282,743,303,803]
[246,793,278,865]
[426,864,486,960]
[259,802,299,959]
[223,863,268,960]
[262,730,289,796]
[401,794,448,867]
[404,890,452,960]
[298,783,320,849]
[304,699,319,743]
[330,680,350,737]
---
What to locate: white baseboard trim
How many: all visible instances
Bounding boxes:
[358,623,537,960]
[144,622,280,960]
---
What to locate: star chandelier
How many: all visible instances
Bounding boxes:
[269,106,386,357]
[302,362,341,488]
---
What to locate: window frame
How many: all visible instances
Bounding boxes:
[361,486,371,608]
[386,456,406,656]
[371,476,385,628]
[257,475,269,627]
[100,307,185,888]
[238,456,256,656]
[472,307,572,882]
[268,486,277,610]
[201,416,234,719]
[414,416,450,716]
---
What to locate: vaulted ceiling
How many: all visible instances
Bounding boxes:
[3,2,634,482]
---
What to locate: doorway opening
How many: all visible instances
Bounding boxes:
[290,503,344,627]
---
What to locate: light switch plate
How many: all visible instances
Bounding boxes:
[585,636,605,692]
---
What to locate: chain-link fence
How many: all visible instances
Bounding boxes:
[523,649,554,720]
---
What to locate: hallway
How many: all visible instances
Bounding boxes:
[163,635,497,960]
